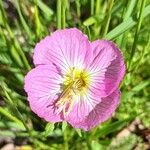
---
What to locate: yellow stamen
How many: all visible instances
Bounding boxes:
[56,67,90,117]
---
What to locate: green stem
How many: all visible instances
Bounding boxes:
[95,0,100,15]
[3,87,31,135]
[0,107,24,129]
[91,0,94,15]
[117,0,137,48]
[64,128,69,150]
[129,0,147,70]
[57,0,62,29]
[0,26,6,43]
[93,0,101,38]
[75,0,81,18]
[15,0,33,40]
[86,26,91,40]
[0,0,31,70]
[62,0,66,28]
[132,34,150,73]
[102,0,114,37]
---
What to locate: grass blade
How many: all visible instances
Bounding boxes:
[57,0,62,29]
[36,0,53,17]
[102,0,115,37]
[13,0,33,40]
[0,107,25,129]
[105,4,150,40]
[129,0,147,69]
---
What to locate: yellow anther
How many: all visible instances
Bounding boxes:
[56,67,90,116]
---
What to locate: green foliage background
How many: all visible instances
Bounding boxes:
[0,0,150,149]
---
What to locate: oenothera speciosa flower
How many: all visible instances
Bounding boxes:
[24,28,125,131]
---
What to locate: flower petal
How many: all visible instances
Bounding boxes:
[69,89,120,131]
[89,40,125,97]
[24,65,63,122]
[65,90,101,125]
[33,28,92,73]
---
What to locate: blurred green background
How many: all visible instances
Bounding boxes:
[0,0,150,149]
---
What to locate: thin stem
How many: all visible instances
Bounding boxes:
[129,0,147,69]
[91,0,94,15]
[95,0,100,15]
[93,0,101,38]
[0,26,6,43]
[86,26,91,40]
[57,0,62,29]
[62,0,66,28]
[132,34,150,73]
[75,0,81,18]
[0,107,24,128]
[62,7,66,28]
[0,0,31,70]
[117,0,137,48]
[102,0,115,37]
[15,0,33,40]
[2,86,31,135]
[64,126,68,150]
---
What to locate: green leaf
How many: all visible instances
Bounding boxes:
[0,107,25,129]
[95,118,133,137]
[36,0,53,17]
[83,15,103,26]
[75,129,82,137]
[13,0,33,40]
[0,84,30,133]
[34,6,45,38]
[132,80,150,92]
[10,45,23,67]
[0,121,25,130]
[105,5,150,40]
[91,140,106,150]
[0,130,15,138]
[62,121,67,132]
[124,0,137,20]
[44,123,55,137]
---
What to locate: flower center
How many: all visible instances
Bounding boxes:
[64,67,90,95]
[55,67,90,116]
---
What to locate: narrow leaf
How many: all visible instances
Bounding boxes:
[75,129,82,137]
[44,123,55,137]
[62,121,67,132]
[105,5,150,40]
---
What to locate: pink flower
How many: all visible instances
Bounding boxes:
[24,28,125,131]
